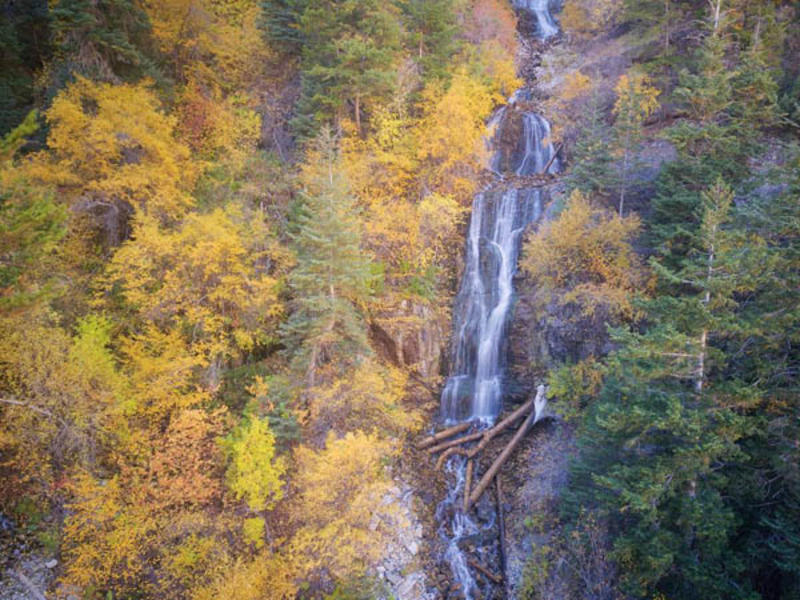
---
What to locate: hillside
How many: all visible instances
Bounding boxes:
[1,1,798,599]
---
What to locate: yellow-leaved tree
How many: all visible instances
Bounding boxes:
[415,70,496,199]
[521,189,647,321]
[303,360,422,438]
[289,431,402,588]
[22,77,200,222]
[612,71,660,215]
[103,208,281,368]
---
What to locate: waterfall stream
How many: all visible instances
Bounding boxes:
[435,3,559,597]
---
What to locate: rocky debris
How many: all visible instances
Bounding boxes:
[0,555,56,600]
[372,481,436,600]
[501,419,576,597]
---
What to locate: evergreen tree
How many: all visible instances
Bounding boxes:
[650,25,780,268]
[398,0,459,81]
[259,0,307,56]
[566,91,615,196]
[566,180,767,599]
[0,0,50,135]
[294,0,402,135]
[281,128,373,385]
[49,0,159,84]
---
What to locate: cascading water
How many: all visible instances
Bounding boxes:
[435,3,560,596]
[512,0,560,39]
[440,188,543,424]
[515,113,560,176]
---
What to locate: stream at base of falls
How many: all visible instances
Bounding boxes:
[433,2,560,598]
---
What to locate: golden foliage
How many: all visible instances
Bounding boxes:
[304,360,422,435]
[225,417,286,512]
[119,325,210,427]
[465,0,518,55]
[144,0,267,88]
[178,81,261,172]
[560,71,593,102]
[416,70,496,199]
[289,431,400,583]
[192,552,297,600]
[613,72,660,128]
[150,408,226,510]
[0,314,123,489]
[62,471,154,593]
[521,190,647,320]
[103,208,281,362]
[560,0,622,37]
[22,77,199,222]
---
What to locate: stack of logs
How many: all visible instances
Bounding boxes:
[417,385,548,591]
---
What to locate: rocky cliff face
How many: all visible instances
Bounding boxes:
[369,300,445,379]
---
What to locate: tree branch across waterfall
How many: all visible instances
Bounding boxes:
[419,384,549,510]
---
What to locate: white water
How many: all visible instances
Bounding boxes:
[513,0,560,38]
[516,113,560,176]
[437,112,558,598]
[435,1,559,595]
[440,189,543,423]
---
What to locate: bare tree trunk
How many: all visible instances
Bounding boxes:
[416,422,471,449]
[710,0,723,33]
[467,388,545,509]
[463,459,474,513]
[696,232,716,393]
[354,94,361,133]
[496,476,508,598]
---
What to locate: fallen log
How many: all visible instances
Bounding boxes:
[427,429,484,454]
[496,477,508,598]
[416,421,471,450]
[542,143,562,174]
[468,559,503,584]
[429,398,533,456]
[466,398,533,457]
[436,445,470,470]
[463,459,474,513]
[434,398,535,469]
[467,386,545,509]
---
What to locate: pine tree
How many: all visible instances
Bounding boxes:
[566,180,767,599]
[281,128,373,385]
[566,91,615,197]
[49,0,159,83]
[650,22,781,264]
[296,0,402,134]
[259,0,307,56]
[398,0,459,81]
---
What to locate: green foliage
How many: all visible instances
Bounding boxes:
[566,92,615,196]
[292,0,403,135]
[281,129,373,384]
[565,174,800,598]
[0,0,50,136]
[259,0,307,54]
[0,115,67,310]
[398,0,459,81]
[49,0,160,83]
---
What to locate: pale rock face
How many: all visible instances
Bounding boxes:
[372,481,436,600]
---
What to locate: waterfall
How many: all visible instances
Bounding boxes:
[440,188,543,423]
[516,113,560,176]
[435,2,559,597]
[512,0,560,39]
[441,111,559,425]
